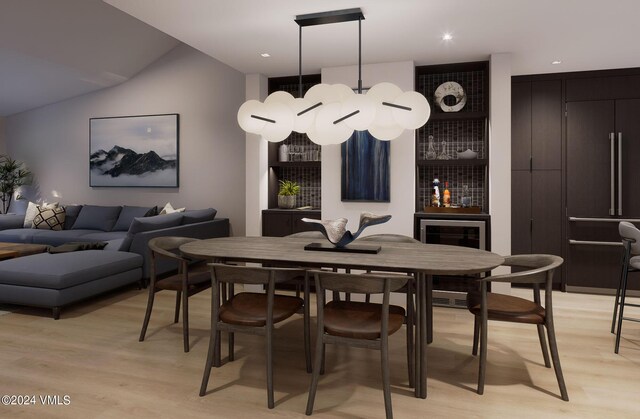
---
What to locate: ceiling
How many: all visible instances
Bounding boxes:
[0,0,179,117]
[104,0,640,77]
[3,1,640,117]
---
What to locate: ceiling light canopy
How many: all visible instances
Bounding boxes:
[237,8,431,145]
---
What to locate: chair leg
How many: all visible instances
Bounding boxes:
[304,275,312,373]
[306,337,324,415]
[472,315,479,356]
[214,331,221,368]
[228,332,235,362]
[612,250,627,333]
[537,324,551,368]
[266,327,274,409]
[174,291,181,323]
[381,336,393,419]
[139,288,156,342]
[182,288,190,353]
[615,261,631,354]
[546,323,569,401]
[320,343,326,375]
[199,322,218,396]
[365,293,371,303]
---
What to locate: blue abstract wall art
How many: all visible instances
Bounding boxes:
[341,130,390,202]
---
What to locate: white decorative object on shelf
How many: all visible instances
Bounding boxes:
[434,81,467,112]
[457,149,478,159]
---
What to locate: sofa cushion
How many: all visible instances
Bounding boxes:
[120,212,183,251]
[63,205,83,230]
[0,228,49,243]
[0,250,143,289]
[112,206,157,231]
[72,205,122,231]
[24,201,58,228]
[33,206,66,231]
[181,208,217,225]
[28,229,100,246]
[80,231,127,241]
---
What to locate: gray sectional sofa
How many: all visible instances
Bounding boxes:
[0,204,229,318]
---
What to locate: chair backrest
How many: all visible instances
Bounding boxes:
[619,221,640,254]
[148,236,200,259]
[487,254,563,285]
[210,263,306,286]
[311,270,408,294]
[286,231,326,239]
[356,234,420,244]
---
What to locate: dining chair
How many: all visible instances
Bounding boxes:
[466,254,568,401]
[306,270,409,419]
[355,233,419,387]
[613,221,640,353]
[199,264,307,409]
[139,236,210,352]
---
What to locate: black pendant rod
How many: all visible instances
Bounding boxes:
[358,17,362,94]
[298,25,303,99]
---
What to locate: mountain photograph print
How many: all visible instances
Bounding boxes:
[341,130,390,202]
[90,114,179,187]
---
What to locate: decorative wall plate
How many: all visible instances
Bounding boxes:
[434,81,467,112]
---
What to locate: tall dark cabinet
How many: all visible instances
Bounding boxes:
[511,79,563,287]
[512,69,640,292]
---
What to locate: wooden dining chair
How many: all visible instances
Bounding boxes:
[199,264,307,409]
[139,236,210,352]
[306,270,409,419]
[355,233,419,387]
[613,221,640,353]
[466,254,568,401]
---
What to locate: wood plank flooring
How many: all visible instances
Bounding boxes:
[0,287,639,418]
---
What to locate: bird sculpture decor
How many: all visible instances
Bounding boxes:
[302,213,392,248]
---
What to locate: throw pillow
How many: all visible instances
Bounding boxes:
[112,206,158,231]
[120,212,184,251]
[144,206,158,217]
[23,201,58,228]
[71,205,122,231]
[32,206,66,231]
[63,205,83,230]
[159,202,186,215]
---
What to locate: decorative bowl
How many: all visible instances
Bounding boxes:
[457,149,478,159]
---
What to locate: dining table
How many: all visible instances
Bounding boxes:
[180,235,504,399]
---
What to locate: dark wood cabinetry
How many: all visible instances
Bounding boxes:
[262,209,320,237]
[511,79,563,287]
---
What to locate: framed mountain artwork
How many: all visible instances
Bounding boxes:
[89,114,179,187]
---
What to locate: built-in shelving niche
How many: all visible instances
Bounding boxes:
[267,75,322,209]
[415,61,489,212]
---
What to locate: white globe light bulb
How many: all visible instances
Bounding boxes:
[261,102,294,142]
[237,100,267,134]
[391,91,431,129]
[308,102,354,145]
[341,93,376,131]
[264,91,295,105]
[289,98,316,133]
[368,123,405,141]
[367,82,404,127]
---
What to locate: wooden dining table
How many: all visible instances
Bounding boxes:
[180,236,504,399]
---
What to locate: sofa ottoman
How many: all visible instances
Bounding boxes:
[0,250,143,319]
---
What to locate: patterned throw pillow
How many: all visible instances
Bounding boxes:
[32,206,66,231]
[159,202,186,215]
[24,201,58,228]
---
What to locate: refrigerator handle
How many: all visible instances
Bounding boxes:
[618,132,623,216]
[610,132,615,216]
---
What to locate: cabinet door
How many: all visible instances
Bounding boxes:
[532,170,563,286]
[615,99,640,216]
[532,80,562,170]
[262,212,291,237]
[511,170,532,255]
[511,82,532,171]
[566,100,615,217]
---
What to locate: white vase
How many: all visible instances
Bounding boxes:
[279,144,289,162]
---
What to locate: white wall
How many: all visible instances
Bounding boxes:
[244,74,268,237]
[489,53,512,293]
[0,117,5,154]
[321,61,415,236]
[5,44,247,235]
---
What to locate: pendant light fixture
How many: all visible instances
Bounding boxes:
[237,8,430,145]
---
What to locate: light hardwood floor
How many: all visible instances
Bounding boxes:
[1,286,639,419]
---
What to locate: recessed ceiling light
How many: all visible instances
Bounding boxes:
[442,33,453,41]
[551,60,562,65]
[260,53,271,58]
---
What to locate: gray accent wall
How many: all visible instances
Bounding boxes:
[5,44,246,235]
[0,117,5,154]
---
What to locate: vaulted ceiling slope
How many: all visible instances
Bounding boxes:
[0,0,179,117]
[105,0,640,78]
